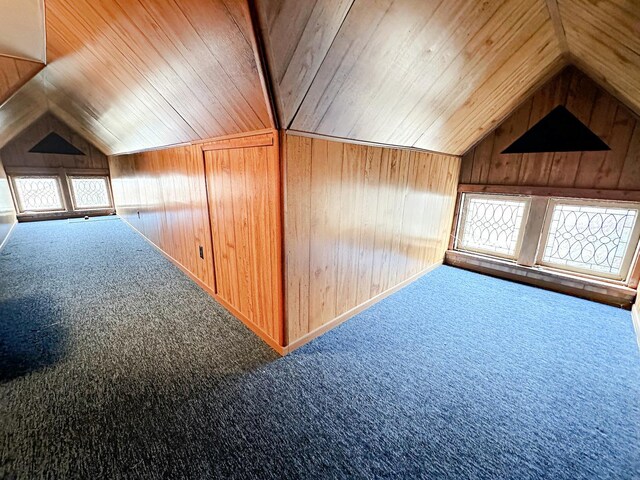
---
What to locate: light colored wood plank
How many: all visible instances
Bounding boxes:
[203,132,283,345]
[283,133,460,343]
[255,0,353,127]
[0,55,43,105]
[285,0,563,154]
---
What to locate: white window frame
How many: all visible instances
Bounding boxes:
[456,193,532,260]
[10,175,67,214]
[67,175,114,211]
[536,198,640,281]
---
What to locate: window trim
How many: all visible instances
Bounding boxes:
[456,193,532,261]
[10,175,67,214]
[536,198,640,281]
[67,175,114,211]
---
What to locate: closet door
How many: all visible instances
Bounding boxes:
[203,137,283,346]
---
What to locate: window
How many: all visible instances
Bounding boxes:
[454,193,640,284]
[456,194,530,259]
[13,176,65,213]
[539,200,640,280]
[69,176,112,210]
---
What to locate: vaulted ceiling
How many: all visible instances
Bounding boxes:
[257,0,640,155]
[0,0,638,156]
[0,0,272,155]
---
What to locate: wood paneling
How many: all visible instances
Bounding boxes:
[109,144,215,290]
[0,55,43,105]
[0,113,107,170]
[255,0,353,127]
[0,0,46,62]
[460,67,640,191]
[0,0,273,155]
[283,133,460,344]
[559,0,640,117]
[258,0,564,155]
[0,155,17,247]
[110,131,284,351]
[204,132,283,345]
[0,75,47,149]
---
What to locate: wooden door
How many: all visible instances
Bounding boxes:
[203,136,283,347]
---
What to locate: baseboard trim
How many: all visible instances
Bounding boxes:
[117,216,285,355]
[0,220,17,252]
[632,303,640,351]
[284,261,443,353]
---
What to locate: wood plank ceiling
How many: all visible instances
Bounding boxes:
[0,0,638,156]
[257,0,640,155]
[0,0,272,154]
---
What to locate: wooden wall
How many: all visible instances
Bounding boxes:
[459,67,640,190]
[109,144,215,291]
[109,131,283,351]
[0,113,108,170]
[257,0,564,154]
[0,55,43,105]
[0,156,17,246]
[203,132,283,347]
[283,133,460,346]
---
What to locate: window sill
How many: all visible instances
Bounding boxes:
[445,250,637,309]
[17,210,116,222]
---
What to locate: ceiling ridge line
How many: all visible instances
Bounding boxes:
[285,0,356,131]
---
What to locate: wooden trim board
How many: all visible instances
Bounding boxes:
[118,215,286,355]
[286,129,455,157]
[446,250,636,308]
[283,261,443,353]
[200,132,274,151]
[458,184,640,203]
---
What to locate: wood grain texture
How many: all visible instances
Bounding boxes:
[0,75,48,149]
[559,0,640,116]
[0,113,108,170]
[255,0,353,127]
[0,55,43,105]
[4,0,271,155]
[283,133,460,343]
[204,131,283,345]
[110,131,284,349]
[109,144,216,290]
[260,0,565,155]
[460,67,640,190]
[0,155,17,247]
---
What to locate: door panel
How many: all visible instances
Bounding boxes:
[203,140,283,345]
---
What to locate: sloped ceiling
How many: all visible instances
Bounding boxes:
[0,55,43,105]
[257,0,640,155]
[558,0,640,118]
[0,0,45,105]
[0,0,46,62]
[0,0,638,157]
[0,0,272,155]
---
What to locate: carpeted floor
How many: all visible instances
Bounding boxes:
[1,218,639,479]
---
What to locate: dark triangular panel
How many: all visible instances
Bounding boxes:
[29,132,85,155]
[502,106,610,154]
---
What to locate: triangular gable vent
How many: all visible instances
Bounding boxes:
[29,132,85,155]
[502,106,610,154]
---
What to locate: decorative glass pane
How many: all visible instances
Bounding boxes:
[541,202,639,278]
[458,195,528,258]
[14,177,64,212]
[70,177,111,209]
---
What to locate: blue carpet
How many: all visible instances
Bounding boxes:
[1,218,639,479]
